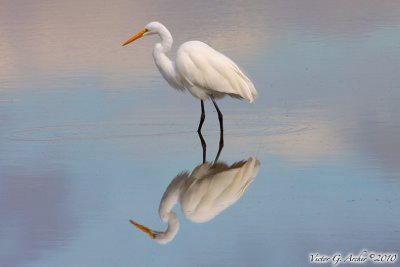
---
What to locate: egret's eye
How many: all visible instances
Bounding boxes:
[144,28,149,33]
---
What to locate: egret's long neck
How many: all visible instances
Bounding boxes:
[152,25,184,90]
[155,212,180,244]
[157,25,173,52]
[153,172,188,244]
[155,200,180,244]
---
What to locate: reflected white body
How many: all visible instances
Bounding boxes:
[131,157,260,244]
[126,22,258,102]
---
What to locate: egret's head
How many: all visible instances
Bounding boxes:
[144,21,163,35]
[129,219,158,239]
[129,216,179,244]
[122,21,162,46]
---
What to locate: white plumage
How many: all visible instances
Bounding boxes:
[123,21,258,133]
[176,41,257,102]
[129,157,261,244]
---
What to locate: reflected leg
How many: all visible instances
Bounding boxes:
[214,132,224,162]
[197,100,205,133]
[198,131,207,163]
[211,97,224,162]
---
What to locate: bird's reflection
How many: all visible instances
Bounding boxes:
[130,134,261,244]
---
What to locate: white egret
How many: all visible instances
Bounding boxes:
[130,157,260,244]
[122,21,258,135]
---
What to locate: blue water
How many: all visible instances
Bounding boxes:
[1,1,400,266]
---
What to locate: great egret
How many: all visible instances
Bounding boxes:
[130,157,260,244]
[122,21,258,137]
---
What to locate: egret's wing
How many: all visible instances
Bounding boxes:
[159,172,188,221]
[205,158,260,204]
[176,41,257,102]
[181,157,260,223]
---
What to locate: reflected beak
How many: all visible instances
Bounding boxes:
[122,29,146,46]
[129,219,157,239]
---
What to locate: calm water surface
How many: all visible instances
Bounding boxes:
[1,1,400,266]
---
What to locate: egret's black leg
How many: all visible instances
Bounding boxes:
[197,100,205,133]
[211,97,223,133]
[214,132,224,163]
[198,131,207,163]
[211,96,224,161]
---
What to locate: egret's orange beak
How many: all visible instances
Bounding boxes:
[122,29,146,46]
[129,219,157,239]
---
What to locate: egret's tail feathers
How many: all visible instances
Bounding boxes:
[247,81,258,103]
[230,62,258,103]
[236,79,257,103]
